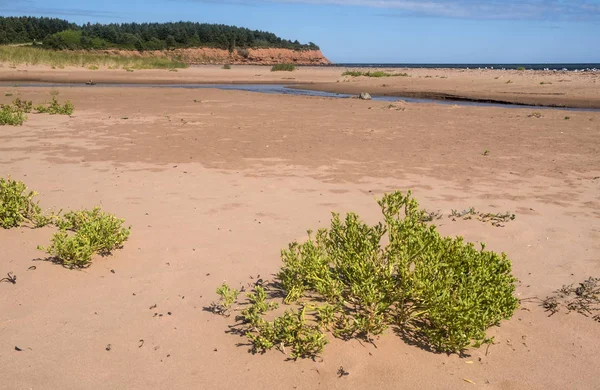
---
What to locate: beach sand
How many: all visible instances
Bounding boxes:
[1,64,599,108]
[1,70,600,389]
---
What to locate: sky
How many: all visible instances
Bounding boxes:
[2,0,600,63]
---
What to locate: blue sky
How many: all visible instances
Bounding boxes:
[2,0,600,63]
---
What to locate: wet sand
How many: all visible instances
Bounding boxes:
[1,64,599,108]
[1,81,599,389]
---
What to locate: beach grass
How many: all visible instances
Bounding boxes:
[342,70,409,77]
[0,46,188,70]
[271,64,296,72]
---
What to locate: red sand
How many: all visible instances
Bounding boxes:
[1,72,599,389]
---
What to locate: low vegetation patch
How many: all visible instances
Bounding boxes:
[0,177,54,228]
[212,191,519,359]
[449,208,515,227]
[0,104,27,126]
[385,104,406,111]
[271,64,296,72]
[343,70,409,78]
[542,277,600,322]
[222,64,232,70]
[0,98,34,126]
[38,207,130,268]
[2,97,75,125]
[10,98,33,113]
[35,97,74,115]
[0,46,188,70]
[210,283,240,316]
[1,176,130,268]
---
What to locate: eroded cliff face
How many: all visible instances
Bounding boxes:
[100,47,331,65]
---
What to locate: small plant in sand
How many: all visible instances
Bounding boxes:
[35,97,74,115]
[1,98,35,126]
[10,98,33,113]
[540,81,552,85]
[564,116,571,120]
[88,65,99,70]
[271,64,296,72]
[39,207,130,268]
[385,104,406,112]
[0,104,27,126]
[0,177,55,229]
[222,64,232,70]
[209,283,241,316]
[542,277,600,322]
[505,80,513,84]
[214,191,519,358]
[483,149,490,156]
[517,67,526,71]
[527,112,543,118]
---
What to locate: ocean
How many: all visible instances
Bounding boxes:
[334,63,600,71]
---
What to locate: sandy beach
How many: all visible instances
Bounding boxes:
[1,68,600,389]
[2,64,600,108]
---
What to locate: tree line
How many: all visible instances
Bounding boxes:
[0,16,319,51]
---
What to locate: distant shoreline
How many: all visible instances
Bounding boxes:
[331,63,600,72]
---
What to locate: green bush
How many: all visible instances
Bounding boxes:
[235,285,326,359]
[0,105,27,126]
[246,306,328,359]
[222,64,232,70]
[271,64,296,72]
[0,98,34,126]
[39,207,130,268]
[517,67,526,71]
[0,177,53,228]
[215,283,239,314]
[10,98,33,113]
[35,97,74,115]
[217,191,518,357]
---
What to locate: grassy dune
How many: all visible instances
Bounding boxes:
[0,46,188,69]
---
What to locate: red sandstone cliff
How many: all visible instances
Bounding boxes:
[99,47,331,65]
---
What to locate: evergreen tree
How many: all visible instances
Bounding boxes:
[0,16,320,51]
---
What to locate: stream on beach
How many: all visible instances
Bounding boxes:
[4,82,599,111]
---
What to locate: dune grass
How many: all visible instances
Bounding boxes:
[0,46,188,70]
[343,70,409,78]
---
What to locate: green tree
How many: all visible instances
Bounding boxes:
[165,35,176,49]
